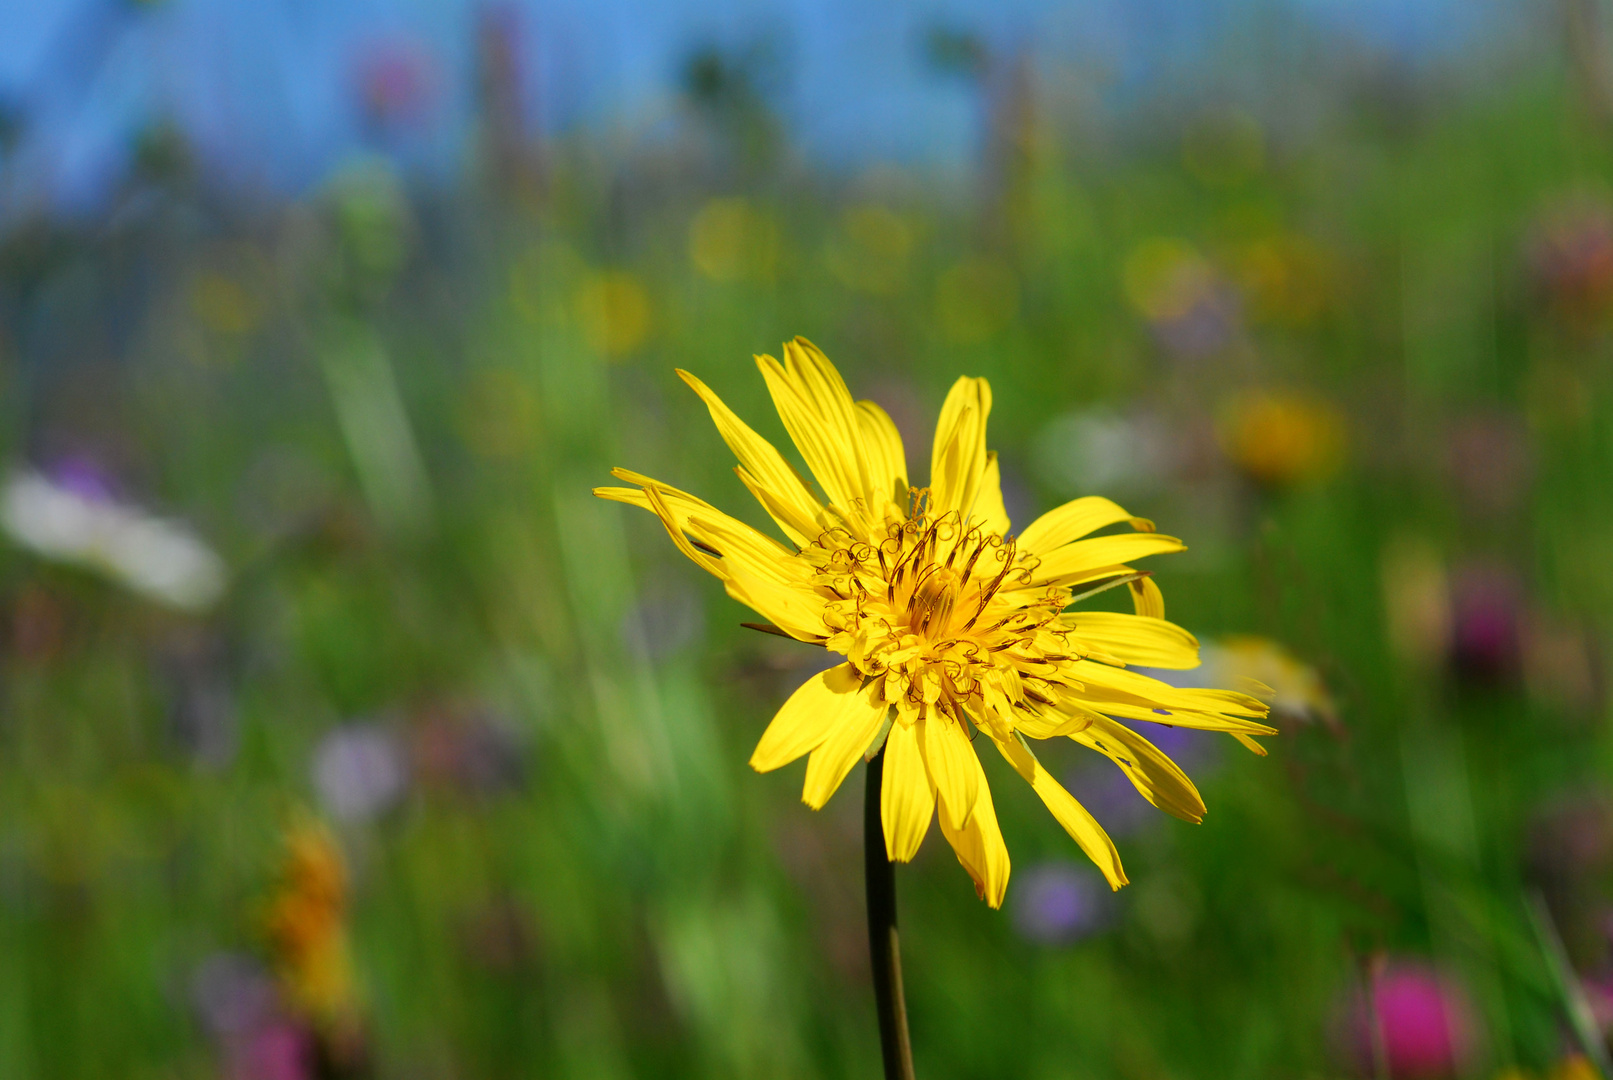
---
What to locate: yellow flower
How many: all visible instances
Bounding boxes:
[596,339,1273,905]
[1210,635,1335,725]
[264,819,355,1023]
[1218,389,1345,488]
[1551,1056,1602,1080]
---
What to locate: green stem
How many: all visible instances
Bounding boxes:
[865,747,915,1080]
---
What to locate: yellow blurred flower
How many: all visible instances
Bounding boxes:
[936,258,1019,344]
[689,197,779,282]
[825,203,914,295]
[596,339,1272,905]
[1218,389,1345,487]
[1235,234,1333,325]
[1208,635,1334,725]
[264,819,355,1023]
[1552,1056,1601,1080]
[1380,537,1452,671]
[574,271,652,357]
[190,272,261,335]
[1123,238,1218,322]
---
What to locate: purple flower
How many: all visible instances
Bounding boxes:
[191,953,276,1039]
[46,454,119,504]
[1153,282,1242,359]
[312,723,409,823]
[1012,862,1110,945]
[1448,563,1523,687]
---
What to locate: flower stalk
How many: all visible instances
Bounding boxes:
[865,746,915,1080]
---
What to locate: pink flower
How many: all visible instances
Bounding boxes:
[1348,963,1476,1078]
[227,1019,315,1080]
[354,38,440,129]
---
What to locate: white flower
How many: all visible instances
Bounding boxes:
[0,470,227,611]
[313,723,409,823]
[1031,409,1174,498]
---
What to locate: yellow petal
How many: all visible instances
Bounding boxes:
[1129,574,1165,618]
[1061,662,1274,730]
[733,468,817,550]
[603,470,795,564]
[856,399,908,507]
[1070,716,1206,823]
[880,720,935,862]
[676,369,826,545]
[995,734,1127,890]
[937,770,1010,907]
[721,577,829,643]
[801,685,889,809]
[929,376,991,522]
[1014,702,1101,740]
[1065,611,1200,669]
[751,663,866,771]
[1027,532,1186,587]
[1231,732,1269,756]
[917,711,981,832]
[1093,701,1276,736]
[1016,496,1153,555]
[601,473,828,640]
[786,339,872,491]
[686,509,810,581]
[756,342,873,528]
[603,481,721,576]
[974,452,1011,536]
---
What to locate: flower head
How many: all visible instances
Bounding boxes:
[1205,635,1335,726]
[1218,389,1345,489]
[1344,962,1477,1079]
[263,820,355,1023]
[1,467,227,611]
[596,339,1272,904]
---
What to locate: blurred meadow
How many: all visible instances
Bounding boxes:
[5,1,1613,1077]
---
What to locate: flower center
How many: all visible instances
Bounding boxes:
[806,496,1076,718]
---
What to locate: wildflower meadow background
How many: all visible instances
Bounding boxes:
[2,2,1612,1077]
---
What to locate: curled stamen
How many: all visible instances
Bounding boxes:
[963,538,1019,629]
[957,535,992,587]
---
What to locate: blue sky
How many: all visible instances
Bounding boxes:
[0,0,1515,213]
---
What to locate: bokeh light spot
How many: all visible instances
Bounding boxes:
[688,197,779,282]
[573,272,653,357]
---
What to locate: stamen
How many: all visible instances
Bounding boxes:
[957,534,992,587]
[962,538,1018,630]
